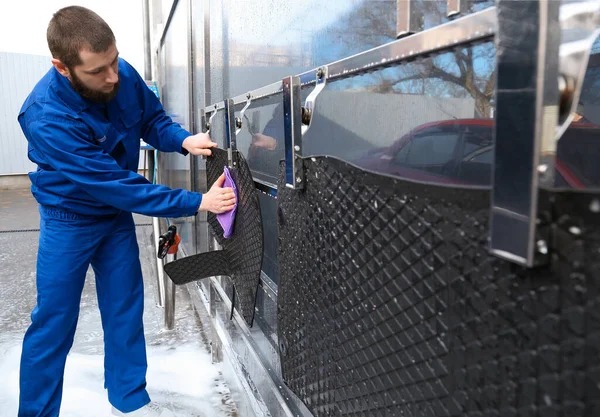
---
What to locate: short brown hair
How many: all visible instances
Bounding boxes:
[47,6,115,68]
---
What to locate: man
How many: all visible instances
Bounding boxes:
[17,6,235,417]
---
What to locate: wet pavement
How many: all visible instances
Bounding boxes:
[0,189,239,417]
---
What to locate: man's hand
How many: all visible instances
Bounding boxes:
[199,174,236,214]
[182,132,217,156]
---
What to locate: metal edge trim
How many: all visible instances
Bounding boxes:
[299,7,496,84]
[203,8,496,113]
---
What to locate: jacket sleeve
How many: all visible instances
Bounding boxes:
[134,67,192,155]
[26,116,202,218]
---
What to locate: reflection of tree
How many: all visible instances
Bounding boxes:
[323,0,496,117]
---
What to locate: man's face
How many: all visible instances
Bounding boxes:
[69,44,120,103]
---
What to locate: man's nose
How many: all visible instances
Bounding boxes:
[106,67,119,84]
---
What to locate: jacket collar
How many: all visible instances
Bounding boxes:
[51,67,91,113]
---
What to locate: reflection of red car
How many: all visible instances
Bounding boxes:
[355,119,600,187]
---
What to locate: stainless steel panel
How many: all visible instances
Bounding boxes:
[158,0,196,255]
[208,0,496,102]
[204,277,313,417]
[231,94,285,186]
[301,42,496,187]
[209,0,227,103]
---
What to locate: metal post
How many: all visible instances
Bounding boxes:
[153,216,165,308]
[142,0,152,80]
[163,253,177,330]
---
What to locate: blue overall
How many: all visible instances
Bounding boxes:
[18,59,202,416]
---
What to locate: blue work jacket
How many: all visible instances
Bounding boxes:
[18,58,201,218]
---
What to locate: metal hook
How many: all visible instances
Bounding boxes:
[302,66,328,136]
[235,93,253,136]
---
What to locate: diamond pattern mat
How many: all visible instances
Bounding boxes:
[277,156,600,417]
[164,148,264,326]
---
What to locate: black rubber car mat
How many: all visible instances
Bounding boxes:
[164,148,264,326]
[277,155,600,417]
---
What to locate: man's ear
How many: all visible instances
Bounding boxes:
[51,59,70,78]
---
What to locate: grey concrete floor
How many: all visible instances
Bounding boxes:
[0,189,239,417]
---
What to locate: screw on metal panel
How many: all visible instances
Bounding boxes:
[537,240,548,255]
[537,164,548,174]
[296,177,302,183]
[294,145,300,152]
[317,67,324,79]
[301,107,311,125]
[235,117,242,129]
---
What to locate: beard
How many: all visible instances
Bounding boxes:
[69,70,120,103]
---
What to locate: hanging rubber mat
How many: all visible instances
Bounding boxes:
[277,155,600,417]
[164,148,263,326]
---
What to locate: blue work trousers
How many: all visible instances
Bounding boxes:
[19,206,151,416]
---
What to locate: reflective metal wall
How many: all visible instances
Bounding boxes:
[153,0,600,415]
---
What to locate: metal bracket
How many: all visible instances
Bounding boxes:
[283,76,303,189]
[224,99,236,167]
[447,0,470,18]
[283,67,328,189]
[396,0,424,38]
[490,0,599,267]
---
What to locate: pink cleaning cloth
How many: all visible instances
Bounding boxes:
[216,166,238,238]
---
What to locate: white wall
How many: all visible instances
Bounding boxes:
[0,52,52,175]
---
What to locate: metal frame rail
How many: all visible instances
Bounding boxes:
[197,3,600,267]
